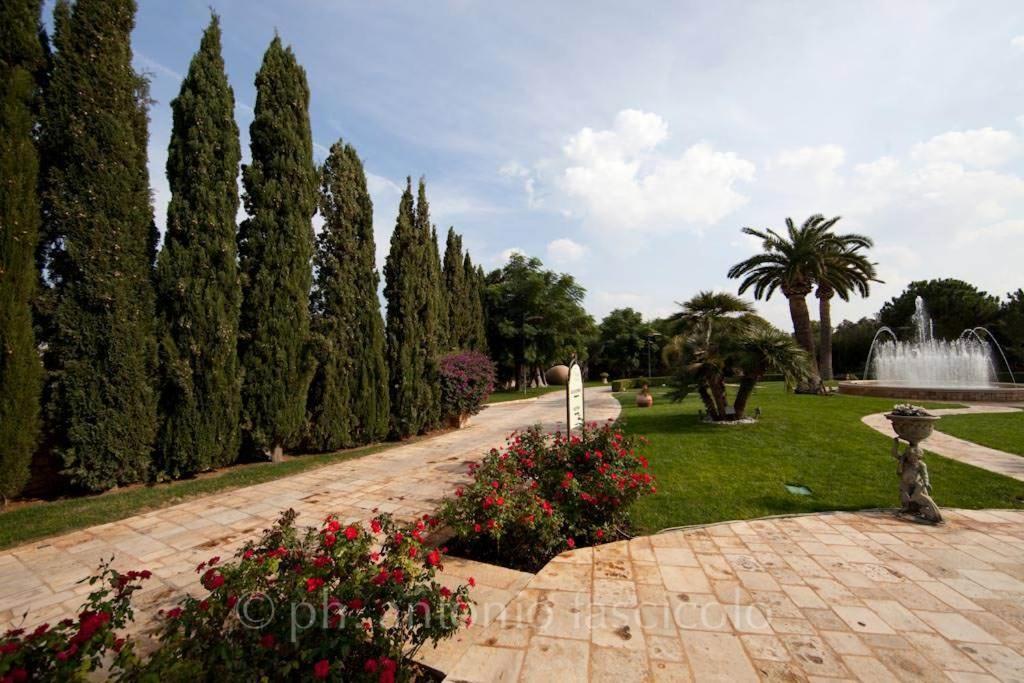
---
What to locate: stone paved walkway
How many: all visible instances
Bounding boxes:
[0,388,620,649]
[444,509,1024,682]
[863,405,1024,482]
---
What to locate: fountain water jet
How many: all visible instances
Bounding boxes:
[838,297,1023,402]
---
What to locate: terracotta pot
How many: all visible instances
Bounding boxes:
[545,365,570,386]
[447,413,471,429]
[636,392,653,408]
[885,413,939,445]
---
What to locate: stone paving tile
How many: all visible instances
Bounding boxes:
[443,509,1024,681]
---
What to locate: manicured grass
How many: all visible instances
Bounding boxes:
[0,442,397,551]
[616,383,1024,534]
[936,410,1024,456]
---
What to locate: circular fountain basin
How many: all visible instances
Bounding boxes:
[838,380,1024,402]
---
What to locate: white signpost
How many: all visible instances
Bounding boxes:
[566,360,585,433]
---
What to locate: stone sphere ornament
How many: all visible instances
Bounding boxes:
[545,365,570,386]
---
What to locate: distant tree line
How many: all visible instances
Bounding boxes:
[0,0,488,501]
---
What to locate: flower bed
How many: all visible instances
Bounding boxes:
[1,511,472,682]
[440,422,655,572]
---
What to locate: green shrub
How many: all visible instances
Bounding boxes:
[611,379,632,392]
[440,423,655,571]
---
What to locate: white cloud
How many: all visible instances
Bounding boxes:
[1012,35,1024,50]
[499,161,540,208]
[546,237,588,265]
[910,127,1020,168]
[365,172,404,269]
[555,110,755,236]
[774,144,846,188]
[497,246,525,264]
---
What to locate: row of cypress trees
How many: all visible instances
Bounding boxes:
[0,0,487,499]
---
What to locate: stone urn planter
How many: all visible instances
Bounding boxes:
[885,413,939,444]
[884,408,942,524]
[447,412,471,429]
[636,386,653,408]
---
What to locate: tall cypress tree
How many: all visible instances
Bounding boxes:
[417,182,443,430]
[238,36,316,460]
[442,227,467,350]
[0,0,45,502]
[385,180,429,437]
[41,0,157,491]
[307,141,389,450]
[463,253,488,352]
[154,15,242,477]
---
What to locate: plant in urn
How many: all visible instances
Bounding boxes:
[885,404,942,523]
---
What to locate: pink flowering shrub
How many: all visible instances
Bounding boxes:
[438,351,496,419]
[126,509,472,681]
[440,422,655,571]
[0,561,149,682]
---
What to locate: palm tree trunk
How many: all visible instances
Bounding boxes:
[696,384,716,419]
[733,376,758,419]
[817,285,834,381]
[785,287,822,393]
[709,377,729,420]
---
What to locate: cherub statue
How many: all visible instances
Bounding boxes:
[891,437,943,523]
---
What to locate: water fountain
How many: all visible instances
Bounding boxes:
[838,297,1023,402]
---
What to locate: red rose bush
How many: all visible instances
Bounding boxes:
[129,509,471,681]
[0,561,148,682]
[1,511,471,682]
[440,421,655,571]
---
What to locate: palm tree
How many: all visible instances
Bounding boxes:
[733,326,814,417]
[667,290,755,347]
[813,229,879,380]
[727,214,839,392]
[665,293,810,421]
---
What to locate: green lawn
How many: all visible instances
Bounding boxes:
[0,442,398,551]
[936,410,1024,456]
[616,383,1024,534]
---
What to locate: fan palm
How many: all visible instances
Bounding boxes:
[667,290,755,346]
[665,293,810,421]
[733,326,814,417]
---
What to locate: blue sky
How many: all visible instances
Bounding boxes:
[57,1,1024,328]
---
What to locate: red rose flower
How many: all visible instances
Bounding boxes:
[344,525,359,541]
[313,659,330,679]
[426,549,441,567]
[371,519,382,533]
[306,577,325,593]
[260,634,275,649]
